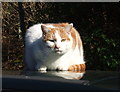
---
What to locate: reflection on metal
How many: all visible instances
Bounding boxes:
[42,71,85,80]
[24,70,85,80]
[2,70,120,90]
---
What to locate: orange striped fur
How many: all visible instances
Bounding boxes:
[68,64,86,72]
[43,24,70,42]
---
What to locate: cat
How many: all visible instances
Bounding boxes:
[25,23,85,71]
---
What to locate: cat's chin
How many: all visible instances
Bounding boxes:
[55,50,64,55]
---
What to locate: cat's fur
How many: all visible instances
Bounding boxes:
[25,23,85,71]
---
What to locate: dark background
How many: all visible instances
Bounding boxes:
[2,2,120,71]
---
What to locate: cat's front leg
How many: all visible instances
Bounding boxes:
[35,63,47,71]
[37,66,47,71]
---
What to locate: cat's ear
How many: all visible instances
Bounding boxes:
[41,24,49,34]
[65,23,73,34]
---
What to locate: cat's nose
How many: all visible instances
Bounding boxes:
[54,44,60,49]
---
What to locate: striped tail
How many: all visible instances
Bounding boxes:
[68,64,86,72]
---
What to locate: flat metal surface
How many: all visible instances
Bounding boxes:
[1,70,120,91]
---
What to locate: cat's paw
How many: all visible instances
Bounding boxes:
[68,64,86,72]
[36,65,47,71]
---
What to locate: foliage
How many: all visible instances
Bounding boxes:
[2,2,24,70]
[2,2,120,71]
[83,28,120,70]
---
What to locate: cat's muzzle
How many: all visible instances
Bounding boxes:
[54,49,63,54]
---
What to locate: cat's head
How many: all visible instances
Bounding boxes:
[41,23,73,54]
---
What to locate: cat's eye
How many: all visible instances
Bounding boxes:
[61,39,66,42]
[49,40,56,42]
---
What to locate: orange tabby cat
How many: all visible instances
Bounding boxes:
[25,23,86,71]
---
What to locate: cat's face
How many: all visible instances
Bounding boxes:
[41,24,73,54]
